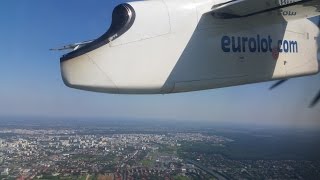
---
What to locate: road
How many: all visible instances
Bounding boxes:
[186,160,229,180]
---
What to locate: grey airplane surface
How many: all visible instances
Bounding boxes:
[55,0,320,106]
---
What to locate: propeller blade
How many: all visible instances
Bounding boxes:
[310,16,320,108]
[269,79,288,90]
[309,90,320,108]
[50,40,93,51]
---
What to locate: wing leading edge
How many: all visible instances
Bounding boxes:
[210,0,320,20]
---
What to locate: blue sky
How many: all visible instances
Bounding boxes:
[0,0,319,128]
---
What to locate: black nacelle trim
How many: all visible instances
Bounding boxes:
[60,3,136,62]
[212,0,313,19]
[212,0,238,9]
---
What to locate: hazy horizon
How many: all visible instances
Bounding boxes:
[0,0,319,129]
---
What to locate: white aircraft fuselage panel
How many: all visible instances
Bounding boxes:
[60,0,320,94]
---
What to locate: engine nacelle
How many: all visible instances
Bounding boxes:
[60,0,319,94]
[61,0,199,94]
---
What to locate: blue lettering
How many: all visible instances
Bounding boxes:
[221,36,231,52]
[221,35,298,54]
[248,38,257,52]
[278,40,283,52]
[289,41,298,52]
[232,37,241,52]
[268,36,273,52]
[257,35,261,52]
[242,37,248,52]
[261,38,268,52]
[283,40,289,52]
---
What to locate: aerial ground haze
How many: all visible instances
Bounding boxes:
[0,0,319,129]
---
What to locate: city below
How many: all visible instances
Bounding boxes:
[0,118,320,180]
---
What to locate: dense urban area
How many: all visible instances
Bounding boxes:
[1,119,320,180]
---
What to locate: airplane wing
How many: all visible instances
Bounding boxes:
[210,0,320,20]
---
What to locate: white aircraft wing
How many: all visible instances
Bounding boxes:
[210,0,320,20]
